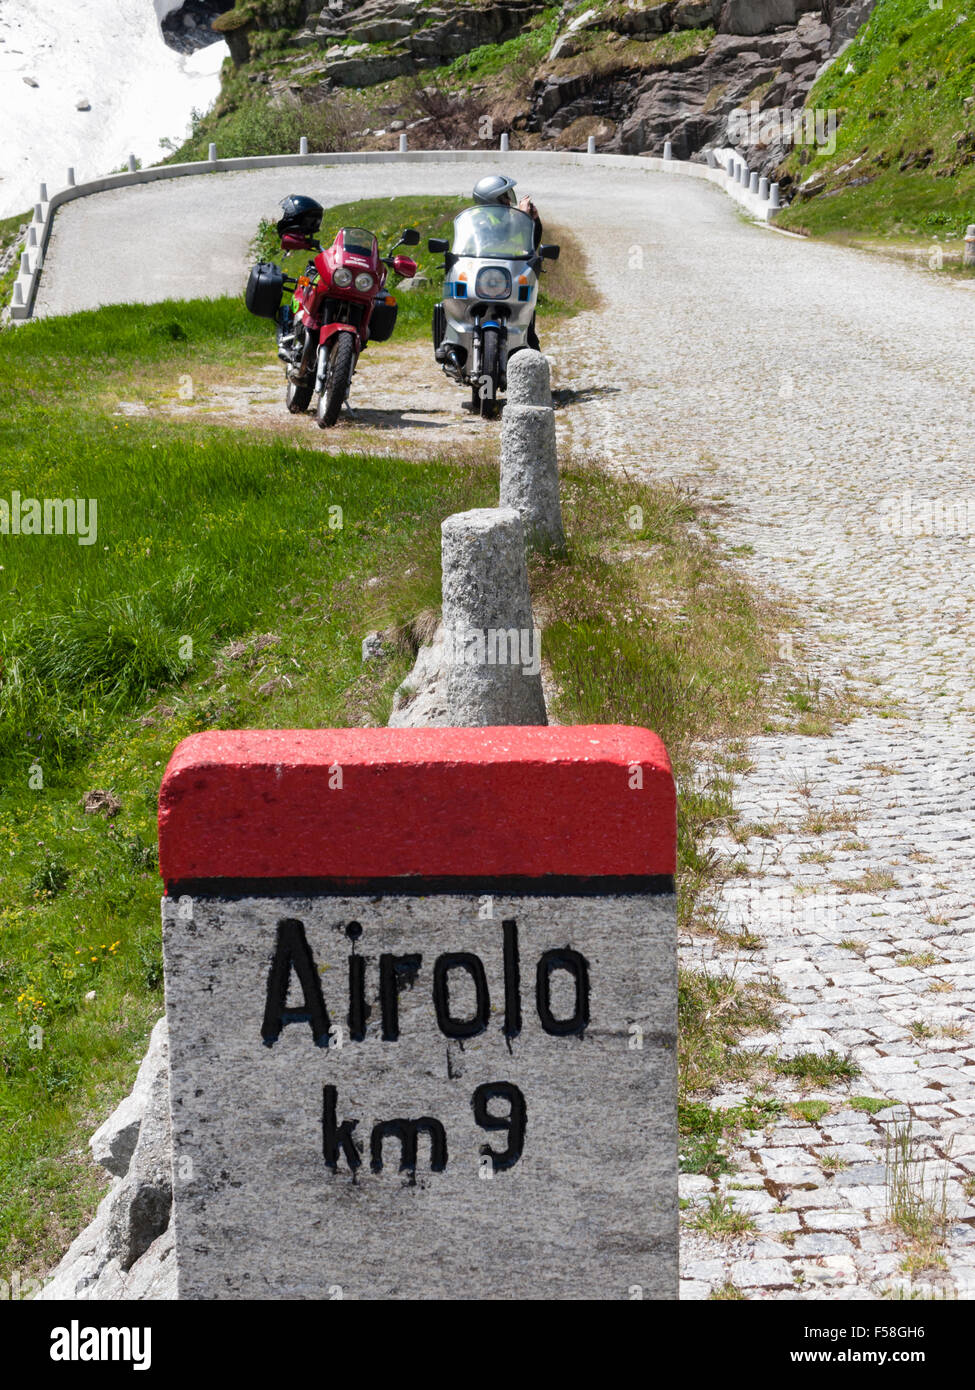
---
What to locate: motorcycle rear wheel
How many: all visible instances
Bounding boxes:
[286,377,313,414]
[318,333,356,428]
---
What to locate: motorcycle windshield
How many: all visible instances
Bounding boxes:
[339,227,376,258]
[451,206,535,260]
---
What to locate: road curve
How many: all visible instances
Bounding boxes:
[36,160,975,1298]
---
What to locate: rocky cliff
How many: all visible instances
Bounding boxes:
[213,0,877,184]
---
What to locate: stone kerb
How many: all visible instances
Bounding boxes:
[158,724,678,1300]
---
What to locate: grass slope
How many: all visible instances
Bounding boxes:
[777,0,975,247]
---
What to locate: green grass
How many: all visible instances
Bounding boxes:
[680,1094,782,1176]
[776,0,975,245]
[688,1190,756,1238]
[771,1051,861,1087]
[0,210,30,312]
[249,194,594,343]
[850,1095,900,1114]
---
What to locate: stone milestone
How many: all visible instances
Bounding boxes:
[158,724,678,1300]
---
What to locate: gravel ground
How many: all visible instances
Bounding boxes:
[33,159,975,1298]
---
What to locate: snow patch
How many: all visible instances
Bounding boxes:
[0,0,227,218]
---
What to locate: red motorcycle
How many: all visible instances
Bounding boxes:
[247,223,420,427]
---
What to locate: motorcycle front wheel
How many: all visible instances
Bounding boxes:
[478,327,501,419]
[317,333,356,429]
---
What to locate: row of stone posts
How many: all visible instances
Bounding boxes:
[388,350,564,730]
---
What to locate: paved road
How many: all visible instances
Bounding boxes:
[37,161,975,1297]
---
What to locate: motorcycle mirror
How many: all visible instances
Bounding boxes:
[392,254,418,277]
[399,228,421,246]
[539,244,560,261]
[427,237,449,254]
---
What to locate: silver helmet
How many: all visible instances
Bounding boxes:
[472,174,517,206]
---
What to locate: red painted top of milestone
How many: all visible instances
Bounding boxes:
[157,725,675,885]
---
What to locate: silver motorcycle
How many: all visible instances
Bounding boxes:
[429,204,559,418]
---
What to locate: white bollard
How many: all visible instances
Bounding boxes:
[706,149,717,169]
[27,226,37,248]
[663,141,673,160]
[12,283,23,306]
[500,132,510,152]
[770,182,781,209]
[299,136,309,155]
[127,154,137,173]
[399,132,408,153]
[964,225,975,269]
[758,176,769,200]
[749,171,759,194]
[34,202,43,224]
[726,158,735,177]
[20,252,31,275]
[587,135,596,154]
[66,167,75,186]
[208,142,217,163]
[39,181,48,202]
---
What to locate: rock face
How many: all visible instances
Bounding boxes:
[277,0,548,86]
[529,0,875,179]
[35,1018,176,1301]
[227,0,877,182]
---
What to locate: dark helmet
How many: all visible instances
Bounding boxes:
[472,174,517,206]
[276,193,324,239]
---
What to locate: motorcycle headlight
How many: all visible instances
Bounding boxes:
[475,266,511,300]
[354,272,374,292]
[332,266,353,288]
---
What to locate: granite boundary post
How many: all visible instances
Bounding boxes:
[158,725,678,1300]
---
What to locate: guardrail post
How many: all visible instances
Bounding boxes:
[759,176,769,200]
[27,226,37,248]
[749,171,759,194]
[127,154,137,173]
[39,181,48,202]
[20,252,31,276]
[66,167,75,187]
[398,132,408,153]
[587,135,596,154]
[500,132,510,152]
[12,283,23,307]
[726,158,734,177]
[964,225,975,268]
[663,141,673,161]
[34,202,44,224]
[208,143,217,164]
[299,136,309,155]
[769,182,781,210]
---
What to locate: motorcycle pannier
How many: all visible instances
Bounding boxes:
[245,261,285,320]
[369,295,398,343]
